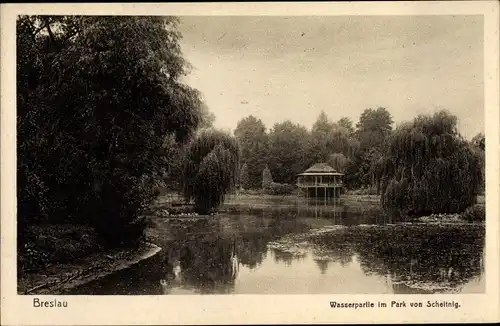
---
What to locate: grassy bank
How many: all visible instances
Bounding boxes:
[18,224,161,295]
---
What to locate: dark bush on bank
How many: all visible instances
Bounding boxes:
[263,182,295,195]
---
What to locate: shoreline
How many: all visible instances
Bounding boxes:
[19,242,162,295]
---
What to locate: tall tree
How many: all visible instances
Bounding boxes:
[337,117,355,136]
[267,121,310,184]
[380,111,483,217]
[309,111,354,163]
[234,115,269,188]
[17,16,202,246]
[199,102,216,129]
[355,107,394,152]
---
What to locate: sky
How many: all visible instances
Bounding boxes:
[177,15,484,139]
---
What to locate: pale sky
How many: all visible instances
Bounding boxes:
[178,15,484,139]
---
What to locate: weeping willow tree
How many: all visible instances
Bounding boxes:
[380,111,483,217]
[182,129,240,214]
[327,153,349,173]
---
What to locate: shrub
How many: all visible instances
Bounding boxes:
[263,182,295,195]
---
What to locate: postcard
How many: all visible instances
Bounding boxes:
[1,1,499,325]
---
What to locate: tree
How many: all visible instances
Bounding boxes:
[380,111,483,217]
[262,165,273,189]
[239,163,250,189]
[199,102,216,129]
[267,121,310,184]
[234,115,269,188]
[355,107,394,152]
[470,132,485,194]
[182,129,240,214]
[337,117,355,136]
[327,153,349,173]
[308,111,355,164]
[17,16,203,247]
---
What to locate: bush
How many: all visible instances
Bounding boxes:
[263,182,295,195]
[347,187,378,196]
[18,225,103,273]
[462,205,485,222]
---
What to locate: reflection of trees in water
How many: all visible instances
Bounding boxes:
[309,225,484,291]
[236,231,268,269]
[314,244,353,268]
[308,230,355,274]
[158,214,313,292]
[351,225,484,290]
[163,236,238,294]
[315,260,329,274]
[271,248,306,266]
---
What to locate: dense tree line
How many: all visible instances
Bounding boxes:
[233,108,484,216]
[233,108,392,190]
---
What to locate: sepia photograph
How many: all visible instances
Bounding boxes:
[2,1,499,325]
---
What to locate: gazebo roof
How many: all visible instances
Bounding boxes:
[297,163,344,176]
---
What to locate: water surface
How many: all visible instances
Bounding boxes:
[64,197,485,295]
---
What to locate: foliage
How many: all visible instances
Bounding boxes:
[462,204,485,222]
[380,110,483,217]
[327,153,349,173]
[470,132,485,194]
[337,117,355,136]
[471,132,485,151]
[262,165,274,189]
[239,163,250,189]
[182,129,240,214]
[267,121,311,184]
[19,224,103,273]
[309,111,354,163]
[263,182,295,195]
[17,16,202,247]
[234,115,269,188]
[199,102,216,129]
[355,107,393,152]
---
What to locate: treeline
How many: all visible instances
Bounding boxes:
[233,109,485,217]
[234,107,392,189]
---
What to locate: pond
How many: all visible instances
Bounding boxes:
[63,196,485,295]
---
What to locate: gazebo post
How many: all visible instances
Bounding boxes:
[314,176,318,199]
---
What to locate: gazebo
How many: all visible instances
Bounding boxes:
[297,163,344,198]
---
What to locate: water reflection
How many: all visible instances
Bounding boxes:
[65,198,485,295]
[160,237,238,294]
